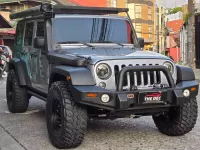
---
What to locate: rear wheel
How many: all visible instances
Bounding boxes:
[6,70,29,113]
[46,81,87,149]
[153,98,198,136]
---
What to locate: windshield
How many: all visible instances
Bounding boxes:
[53,17,136,45]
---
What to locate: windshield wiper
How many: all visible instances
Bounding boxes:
[57,41,95,48]
[94,41,130,47]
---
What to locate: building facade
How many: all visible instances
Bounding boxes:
[154,6,166,53]
[127,0,155,50]
[108,0,127,8]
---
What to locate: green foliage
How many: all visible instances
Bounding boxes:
[161,51,166,56]
[10,19,20,29]
[177,61,183,65]
[168,7,182,15]
[183,12,192,24]
[183,9,197,24]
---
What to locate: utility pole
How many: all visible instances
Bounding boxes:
[187,0,196,68]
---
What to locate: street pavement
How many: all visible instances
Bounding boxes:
[0,71,200,150]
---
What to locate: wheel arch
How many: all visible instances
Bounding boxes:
[8,58,31,86]
[49,65,95,88]
[176,65,195,81]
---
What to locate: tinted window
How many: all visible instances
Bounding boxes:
[36,22,44,36]
[24,22,34,46]
[15,23,24,46]
[54,17,134,44]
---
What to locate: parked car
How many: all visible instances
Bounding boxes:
[7,3,199,149]
[0,45,12,61]
[0,48,8,78]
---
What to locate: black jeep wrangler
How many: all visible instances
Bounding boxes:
[7,3,199,149]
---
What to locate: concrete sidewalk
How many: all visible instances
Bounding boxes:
[0,78,24,150]
[0,126,25,150]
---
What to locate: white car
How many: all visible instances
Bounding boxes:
[0,45,12,61]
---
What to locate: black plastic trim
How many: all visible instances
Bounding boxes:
[176,65,195,81]
[50,65,95,86]
[8,58,31,86]
[47,53,88,67]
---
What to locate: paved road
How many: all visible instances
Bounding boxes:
[0,77,200,150]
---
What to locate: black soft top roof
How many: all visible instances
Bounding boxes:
[10,3,129,20]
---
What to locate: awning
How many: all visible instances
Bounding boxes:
[0,29,16,35]
[0,14,12,28]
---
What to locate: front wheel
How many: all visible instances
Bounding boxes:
[6,70,29,113]
[46,81,87,149]
[153,98,198,136]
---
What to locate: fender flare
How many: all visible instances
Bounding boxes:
[50,65,95,86]
[176,65,195,81]
[8,58,31,86]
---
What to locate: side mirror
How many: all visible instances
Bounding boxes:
[138,38,144,48]
[34,37,44,48]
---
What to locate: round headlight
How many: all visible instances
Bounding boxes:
[163,62,174,74]
[96,63,112,80]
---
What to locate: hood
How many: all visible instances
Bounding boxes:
[55,46,171,65]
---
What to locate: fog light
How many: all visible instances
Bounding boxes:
[99,82,106,88]
[183,89,190,97]
[101,94,110,103]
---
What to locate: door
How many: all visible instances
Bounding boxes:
[31,21,49,92]
[24,21,37,87]
[14,22,32,79]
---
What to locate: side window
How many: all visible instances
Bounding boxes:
[36,22,44,36]
[24,22,34,46]
[15,23,25,46]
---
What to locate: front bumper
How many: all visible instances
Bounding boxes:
[71,66,199,111]
[71,80,199,111]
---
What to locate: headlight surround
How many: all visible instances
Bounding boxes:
[96,63,112,80]
[163,62,174,74]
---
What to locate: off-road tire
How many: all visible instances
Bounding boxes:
[6,70,29,113]
[46,81,87,149]
[153,98,198,136]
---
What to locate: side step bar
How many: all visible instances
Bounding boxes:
[27,90,47,101]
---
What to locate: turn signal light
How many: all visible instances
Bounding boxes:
[191,87,197,92]
[86,93,98,98]
[66,76,71,81]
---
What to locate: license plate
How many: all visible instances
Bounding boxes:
[138,91,166,104]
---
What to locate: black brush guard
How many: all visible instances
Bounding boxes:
[117,66,175,91]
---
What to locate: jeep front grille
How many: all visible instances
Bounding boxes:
[114,64,161,89]
[94,59,176,90]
